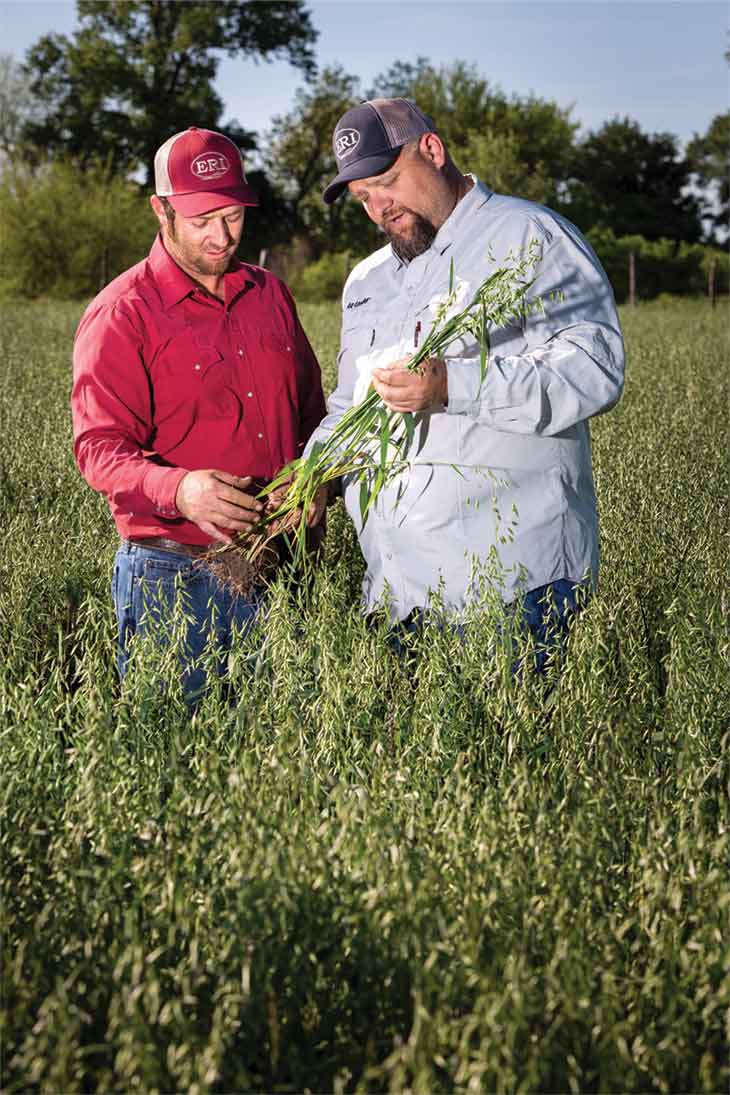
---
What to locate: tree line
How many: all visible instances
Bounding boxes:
[0,1,726,298]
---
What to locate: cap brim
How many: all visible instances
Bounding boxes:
[323,149,401,205]
[167,185,259,216]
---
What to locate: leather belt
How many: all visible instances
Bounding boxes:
[127,536,222,558]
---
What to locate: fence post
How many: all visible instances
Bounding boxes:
[99,247,109,291]
[708,259,716,307]
[628,251,636,307]
[258,248,268,269]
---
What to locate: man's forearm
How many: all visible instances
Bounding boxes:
[445,320,625,436]
[74,429,187,519]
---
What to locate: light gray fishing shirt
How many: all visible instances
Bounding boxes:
[306,177,625,621]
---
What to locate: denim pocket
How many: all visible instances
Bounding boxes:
[142,555,204,587]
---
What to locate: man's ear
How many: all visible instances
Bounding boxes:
[419,132,447,170]
[150,195,166,232]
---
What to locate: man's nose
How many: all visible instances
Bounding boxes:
[210,218,233,246]
[368,191,393,222]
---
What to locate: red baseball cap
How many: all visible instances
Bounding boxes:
[154,127,258,216]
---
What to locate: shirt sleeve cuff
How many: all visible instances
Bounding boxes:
[141,464,188,519]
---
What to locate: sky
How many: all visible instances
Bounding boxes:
[1,0,726,152]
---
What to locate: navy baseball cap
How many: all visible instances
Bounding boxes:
[323,98,436,204]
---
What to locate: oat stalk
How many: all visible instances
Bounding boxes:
[208,242,549,578]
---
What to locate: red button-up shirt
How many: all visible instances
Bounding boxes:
[72,235,326,544]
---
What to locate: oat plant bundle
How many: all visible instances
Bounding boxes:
[205,242,548,591]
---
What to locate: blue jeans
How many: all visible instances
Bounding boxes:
[112,541,264,702]
[389,579,586,672]
[518,578,585,673]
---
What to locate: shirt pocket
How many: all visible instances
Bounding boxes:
[338,321,377,405]
[253,329,298,408]
[189,345,226,380]
[153,333,224,381]
[152,337,225,391]
[340,320,376,365]
[151,336,235,430]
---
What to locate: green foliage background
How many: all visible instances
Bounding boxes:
[0,166,725,304]
[0,160,154,299]
[4,41,727,293]
[1,298,728,1091]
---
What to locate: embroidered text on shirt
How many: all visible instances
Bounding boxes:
[346,297,371,310]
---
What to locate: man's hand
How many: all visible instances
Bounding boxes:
[306,485,329,528]
[265,481,328,528]
[372,356,448,413]
[175,470,264,542]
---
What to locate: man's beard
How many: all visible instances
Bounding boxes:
[167,223,236,277]
[186,250,234,276]
[384,211,437,263]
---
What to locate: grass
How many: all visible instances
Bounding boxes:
[1,296,728,1092]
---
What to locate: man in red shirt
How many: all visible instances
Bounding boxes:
[72,127,327,701]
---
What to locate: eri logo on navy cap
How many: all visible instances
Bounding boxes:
[335,128,361,159]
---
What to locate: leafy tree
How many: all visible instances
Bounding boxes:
[23,0,317,184]
[370,58,495,149]
[262,65,379,255]
[370,58,577,202]
[686,112,729,242]
[566,117,702,242]
[490,93,577,186]
[0,54,44,164]
[0,158,153,297]
[459,130,552,204]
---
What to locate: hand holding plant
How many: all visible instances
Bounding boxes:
[203,241,548,591]
[371,356,449,413]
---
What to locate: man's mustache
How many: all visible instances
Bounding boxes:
[378,208,432,235]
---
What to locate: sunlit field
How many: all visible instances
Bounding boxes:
[1,297,728,1092]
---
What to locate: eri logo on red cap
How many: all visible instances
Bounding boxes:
[191,152,230,181]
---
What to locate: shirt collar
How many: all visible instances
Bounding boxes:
[148,233,255,310]
[389,174,493,270]
[434,174,492,252]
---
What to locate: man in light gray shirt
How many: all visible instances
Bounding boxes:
[310,98,625,657]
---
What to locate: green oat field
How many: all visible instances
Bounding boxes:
[1,297,728,1093]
